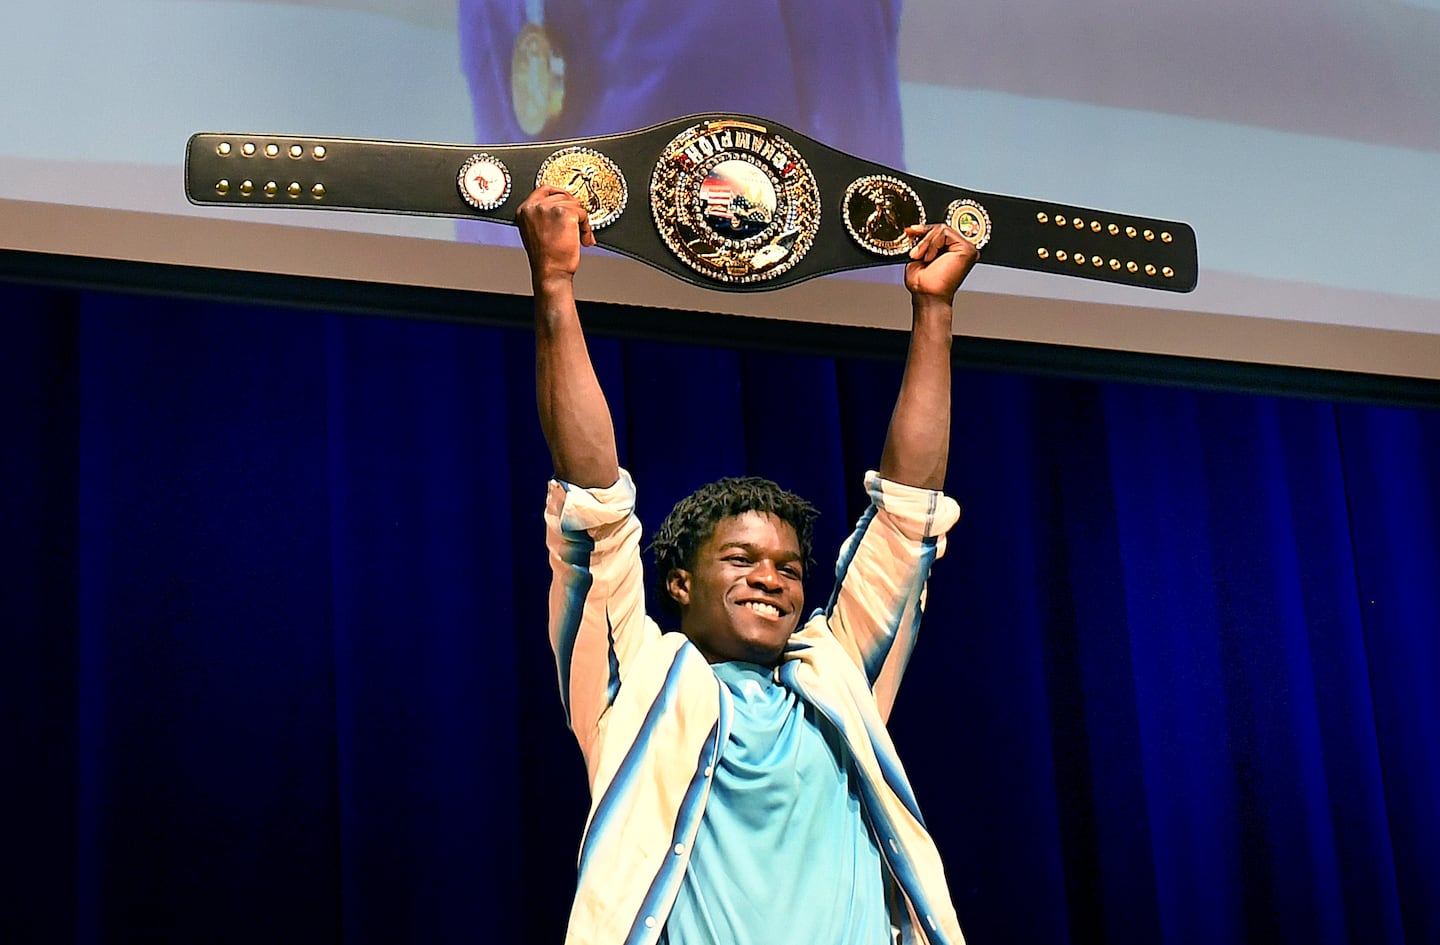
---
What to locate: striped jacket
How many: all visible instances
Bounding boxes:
[545,469,966,945]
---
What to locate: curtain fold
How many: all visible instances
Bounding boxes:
[3,280,1436,945]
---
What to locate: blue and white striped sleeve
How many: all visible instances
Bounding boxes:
[823,471,962,722]
[544,468,660,756]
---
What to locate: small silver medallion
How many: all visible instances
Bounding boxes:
[457,153,513,211]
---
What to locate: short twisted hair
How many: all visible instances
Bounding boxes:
[651,477,819,617]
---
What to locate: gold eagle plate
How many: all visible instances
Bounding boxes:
[536,147,628,229]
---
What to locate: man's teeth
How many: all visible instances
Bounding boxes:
[742,601,781,617]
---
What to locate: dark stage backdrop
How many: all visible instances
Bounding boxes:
[3,279,1438,945]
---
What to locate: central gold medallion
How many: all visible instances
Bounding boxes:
[650,118,821,284]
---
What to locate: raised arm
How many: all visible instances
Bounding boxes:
[822,225,975,715]
[878,224,979,489]
[522,187,656,752]
[517,186,619,488]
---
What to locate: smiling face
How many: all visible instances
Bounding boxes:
[666,511,806,666]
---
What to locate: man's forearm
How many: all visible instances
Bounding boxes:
[878,297,953,490]
[535,277,620,488]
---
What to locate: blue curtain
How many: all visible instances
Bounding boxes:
[3,279,1437,945]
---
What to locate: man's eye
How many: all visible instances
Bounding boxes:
[781,566,802,579]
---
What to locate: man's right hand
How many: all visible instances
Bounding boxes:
[516,186,596,290]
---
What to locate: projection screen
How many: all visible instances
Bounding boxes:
[3,0,1438,382]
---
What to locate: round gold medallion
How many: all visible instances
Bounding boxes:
[536,147,627,229]
[510,22,564,138]
[945,198,992,250]
[650,118,821,285]
[843,176,925,255]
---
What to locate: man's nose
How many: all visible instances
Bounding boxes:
[749,561,782,589]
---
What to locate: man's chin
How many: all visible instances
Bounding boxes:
[737,627,795,665]
[686,615,798,665]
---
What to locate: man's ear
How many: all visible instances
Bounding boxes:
[666,568,692,607]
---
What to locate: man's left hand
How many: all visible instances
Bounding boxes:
[903,224,979,305]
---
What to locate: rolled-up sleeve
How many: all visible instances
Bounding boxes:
[824,471,962,721]
[545,469,660,753]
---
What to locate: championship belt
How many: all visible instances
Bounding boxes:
[185,114,1197,293]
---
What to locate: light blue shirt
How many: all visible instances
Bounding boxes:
[664,661,889,945]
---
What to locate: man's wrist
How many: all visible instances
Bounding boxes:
[533,271,577,296]
[911,295,955,322]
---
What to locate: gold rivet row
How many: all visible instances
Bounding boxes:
[215,139,328,161]
[211,141,330,200]
[1035,246,1175,277]
[1036,210,1172,246]
[214,178,327,201]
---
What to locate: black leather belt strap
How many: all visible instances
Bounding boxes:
[185,113,1196,293]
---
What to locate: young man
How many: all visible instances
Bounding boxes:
[519,184,977,945]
